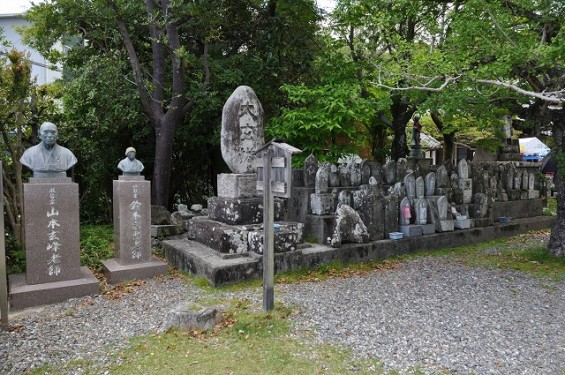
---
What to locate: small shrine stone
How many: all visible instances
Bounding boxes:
[315,162,330,194]
[457,159,469,179]
[425,172,436,196]
[303,154,318,188]
[329,164,340,187]
[436,165,448,189]
[416,176,425,199]
[384,160,397,184]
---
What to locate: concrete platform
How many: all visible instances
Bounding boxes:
[101,256,168,285]
[9,266,99,310]
[162,216,555,286]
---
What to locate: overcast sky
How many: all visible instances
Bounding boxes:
[1,0,334,14]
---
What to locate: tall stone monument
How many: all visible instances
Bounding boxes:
[101,147,167,284]
[9,122,98,309]
[189,85,297,256]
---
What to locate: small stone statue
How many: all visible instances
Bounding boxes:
[118,147,144,175]
[20,121,77,178]
[412,115,422,146]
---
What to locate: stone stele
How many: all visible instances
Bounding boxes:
[221,85,265,174]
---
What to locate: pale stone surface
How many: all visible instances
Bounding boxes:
[416,176,425,199]
[164,302,222,331]
[414,198,428,225]
[425,172,436,196]
[310,193,335,215]
[221,85,265,174]
[330,203,370,247]
[217,173,257,199]
[458,159,469,179]
[404,173,416,200]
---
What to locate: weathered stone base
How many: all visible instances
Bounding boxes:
[454,218,472,229]
[421,223,436,235]
[399,224,423,238]
[310,193,335,215]
[163,216,554,286]
[101,256,168,285]
[151,225,182,238]
[207,196,284,225]
[163,302,222,331]
[189,216,304,254]
[492,199,543,219]
[439,219,455,232]
[9,267,99,310]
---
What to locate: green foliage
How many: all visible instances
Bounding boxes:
[79,224,114,271]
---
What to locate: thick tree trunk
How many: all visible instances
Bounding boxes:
[547,109,565,256]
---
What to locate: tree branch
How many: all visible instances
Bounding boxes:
[107,0,157,126]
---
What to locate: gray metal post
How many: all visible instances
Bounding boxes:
[0,163,9,330]
[262,147,275,311]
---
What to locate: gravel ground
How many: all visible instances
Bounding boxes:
[1,253,564,374]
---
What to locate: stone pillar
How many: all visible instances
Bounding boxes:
[102,176,167,284]
[9,178,98,309]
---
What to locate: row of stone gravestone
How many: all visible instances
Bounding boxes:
[289,155,542,245]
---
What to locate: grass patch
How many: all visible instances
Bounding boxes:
[396,230,565,280]
[80,224,114,271]
[543,197,557,216]
[99,298,382,375]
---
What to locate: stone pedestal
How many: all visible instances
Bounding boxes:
[421,223,436,235]
[399,224,423,238]
[9,178,98,309]
[310,193,335,215]
[207,196,284,225]
[439,219,455,232]
[102,176,167,284]
[217,173,257,198]
[454,216,472,229]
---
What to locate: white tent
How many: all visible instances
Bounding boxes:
[519,137,550,157]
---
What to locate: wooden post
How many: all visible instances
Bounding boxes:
[0,163,9,330]
[262,147,274,311]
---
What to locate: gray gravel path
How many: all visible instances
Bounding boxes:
[1,256,564,374]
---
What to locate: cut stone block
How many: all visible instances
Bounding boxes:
[163,302,222,331]
[207,196,283,225]
[310,193,335,215]
[421,223,436,235]
[399,225,423,238]
[217,173,257,199]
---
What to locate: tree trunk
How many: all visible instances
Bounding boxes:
[152,120,176,207]
[547,108,565,256]
[442,133,456,164]
[389,95,417,160]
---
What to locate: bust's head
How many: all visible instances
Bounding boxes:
[39,122,58,148]
[125,147,136,160]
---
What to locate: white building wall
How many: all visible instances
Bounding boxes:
[0,13,62,85]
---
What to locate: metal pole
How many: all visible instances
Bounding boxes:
[262,148,274,311]
[0,163,9,330]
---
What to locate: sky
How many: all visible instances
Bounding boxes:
[1,0,335,14]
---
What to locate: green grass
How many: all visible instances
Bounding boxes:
[543,197,557,216]
[12,229,565,375]
[80,224,114,271]
[395,230,565,280]
[37,298,384,375]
